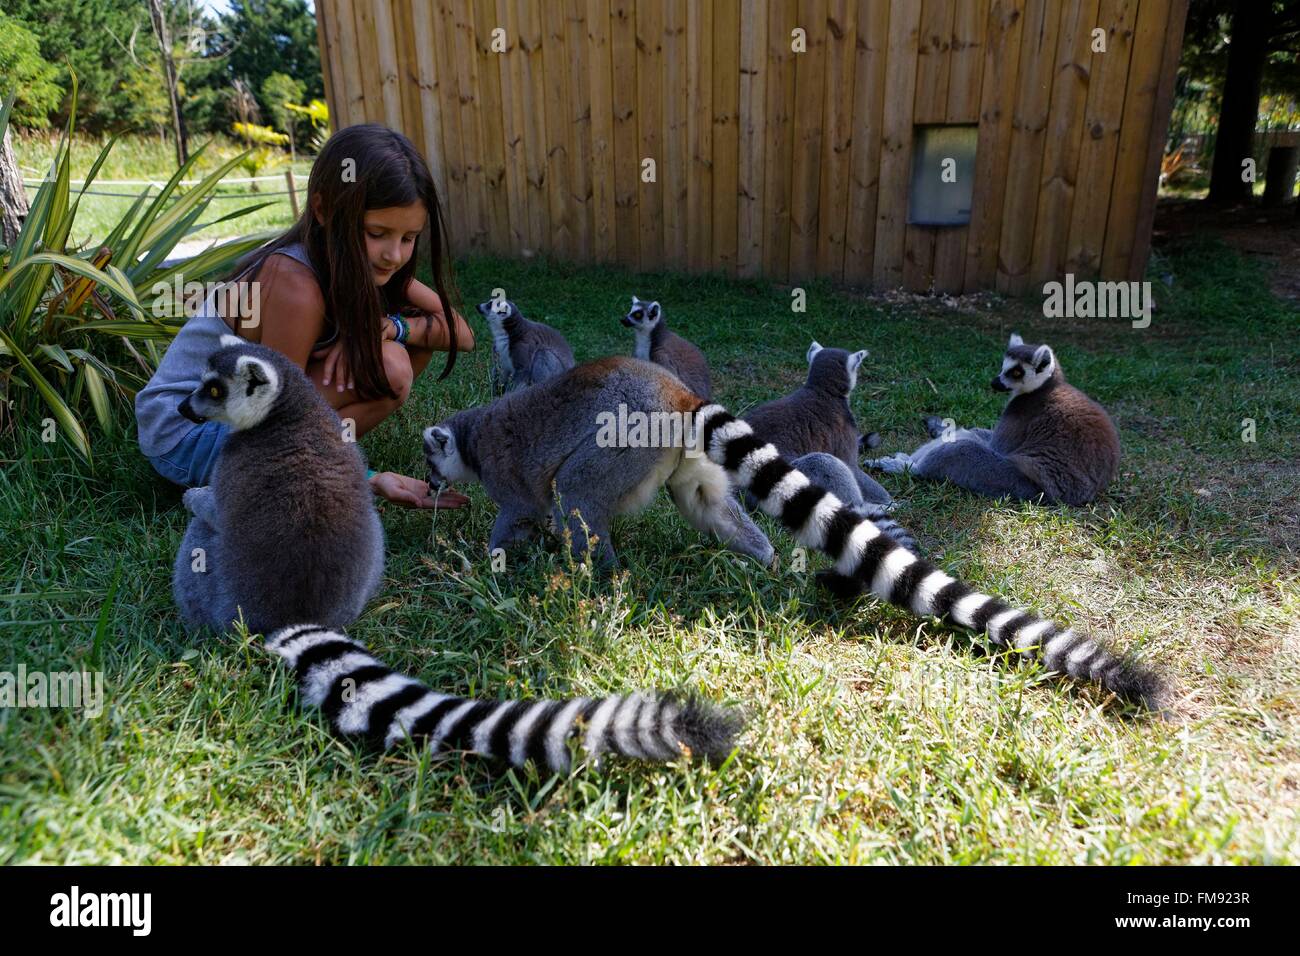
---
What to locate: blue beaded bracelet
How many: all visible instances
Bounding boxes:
[388,313,408,346]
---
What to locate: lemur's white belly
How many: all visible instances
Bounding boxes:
[910,429,984,469]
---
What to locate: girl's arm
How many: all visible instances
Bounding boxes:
[398,277,476,351]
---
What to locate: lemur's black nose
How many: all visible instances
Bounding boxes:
[620,316,634,328]
[990,377,1010,392]
[178,396,205,423]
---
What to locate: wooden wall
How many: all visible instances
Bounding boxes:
[315,0,1188,293]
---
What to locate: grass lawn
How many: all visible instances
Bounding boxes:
[1,235,1297,864]
[12,131,309,247]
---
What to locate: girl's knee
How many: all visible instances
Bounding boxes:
[382,342,414,404]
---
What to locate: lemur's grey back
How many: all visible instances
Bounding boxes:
[444,357,668,513]
[742,347,888,506]
[484,301,575,391]
[651,325,712,400]
[742,348,860,463]
[172,344,383,634]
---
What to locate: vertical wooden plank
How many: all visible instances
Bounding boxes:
[434,0,469,250]
[662,0,688,270]
[815,0,858,279]
[351,0,387,123]
[636,0,664,269]
[452,0,489,251]
[393,0,426,153]
[963,0,1025,291]
[903,0,956,292]
[788,0,827,281]
[932,0,988,292]
[473,0,512,254]
[494,0,529,253]
[516,0,552,254]
[1064,0,1138,276]
[736,0,769,277]
[762,0,798,282]
[712,0,740,274]
[412,0,451,232]
[564,0,594,261]
[843,0,889,286]
[611,0,640,267]
[538,0,574,256]
[871,0,921,287]
[995,0,1062,295]
[315,0,340,131]
[1101,0,1173,278]
[686,0,714,272]
[1126,0,1189,280]
[1027,0,1101,286]
[588,0,618,263]
[373,0,405,127]
[334,0,368,126]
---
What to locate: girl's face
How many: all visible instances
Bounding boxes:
[362,202,427,286]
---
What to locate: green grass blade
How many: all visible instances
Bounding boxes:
[0,327,91,461]
[137,150,253,253]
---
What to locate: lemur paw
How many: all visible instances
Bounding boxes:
[866,454,911,475]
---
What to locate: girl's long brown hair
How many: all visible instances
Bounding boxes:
[231,124,460,400]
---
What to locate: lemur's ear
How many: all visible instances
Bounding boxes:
[1032,344,1054,372]
[1008,332,1023,347]
[807,340,823,364]
[847,350,868,374]
[245,360,269,392]
[630,295,642,307]
[647,301,661,319]
[219,333,243,349]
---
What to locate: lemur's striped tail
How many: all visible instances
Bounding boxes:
[697,406,1165,710]
[264,625,742,773]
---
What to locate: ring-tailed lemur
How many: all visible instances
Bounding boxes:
[867,334,1121,506]
[173,336,385,633]
[479,298,575,394]
[621,296,713,400]
[173,338,741,772]
[742,342,902,533]
[423,357,775,567]
[423,354,1163,708]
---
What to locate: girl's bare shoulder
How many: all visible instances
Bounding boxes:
[253,252,326,312]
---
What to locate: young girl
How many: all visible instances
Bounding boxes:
[135,124,474,508]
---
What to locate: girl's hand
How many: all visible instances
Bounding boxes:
[369,471,471,509]
[311,339,354,393]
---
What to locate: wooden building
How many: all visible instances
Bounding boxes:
[314,0,1189,293]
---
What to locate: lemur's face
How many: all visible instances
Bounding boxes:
[178,336,282,431]
[621,296,662,332]
[423,425,475,485]
[993,333,1055,396]
[477,298,519,328]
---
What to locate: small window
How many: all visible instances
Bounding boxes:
[908,125,978,226]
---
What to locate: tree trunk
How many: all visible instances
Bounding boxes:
[0,126,29,247]
[147,0,189,168]
[1207,4,1269,204]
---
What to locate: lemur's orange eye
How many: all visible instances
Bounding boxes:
[208,385,220,398]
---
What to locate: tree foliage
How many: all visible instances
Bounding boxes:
[2,0,323,138]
